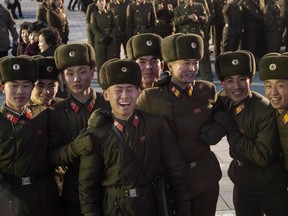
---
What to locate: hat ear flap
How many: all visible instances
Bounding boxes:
[126,37,134,60]
[54,47,61,72]
[215,53,224,81]
[33,60,39,83]
[84,43,96,69]
[241,50,256,76]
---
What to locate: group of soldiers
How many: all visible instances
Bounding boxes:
[85,0,288,82]
[1,29,288,216]
[1,0,288,216]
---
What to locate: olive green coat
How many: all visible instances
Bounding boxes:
[217,90,288,193]
[79,110,190,216]
[277,110,288,171]
[136,76,222,196]
[0,104,58,216]
[126,1,156,37]
[48,90,110,216]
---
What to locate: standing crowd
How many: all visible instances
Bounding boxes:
[1,0,288,216]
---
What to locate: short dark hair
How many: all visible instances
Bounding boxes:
[39,26,62,46]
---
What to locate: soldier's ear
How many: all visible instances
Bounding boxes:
[103,90,110,102]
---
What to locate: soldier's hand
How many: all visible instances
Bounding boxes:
[88,108,110,128]
[198,122,226,145]
[69,131,94,157]
[213,112,238,135]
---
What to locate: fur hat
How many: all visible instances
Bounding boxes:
[215,50,256,81]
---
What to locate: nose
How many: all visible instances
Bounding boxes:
[16,86,24,94]
[270,85,278,96]
[73,73,80,82]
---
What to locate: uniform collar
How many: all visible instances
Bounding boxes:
[113,112,139,133]
[228,91,252,116]
[169,82,193,98]
[281,110,288,125]
[0,104,33,124]
[69,90,96,113]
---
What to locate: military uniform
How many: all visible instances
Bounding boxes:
[36,4,49,24]
[215,51,288,216]
[78,58,190,216]
[0,56,58,216]
[221,0,243,52]
[217,90,288,215]
[86,3,98,47]
[174,2,213,81]
[107,0,132,58]
[46,8,69,44]
[154,0,179,37]
[90,8,116,72]
[263,0,282,53]
[240,0,265,60]
[136,34,224,216]
[212,0,225,56]
[259,53,288,171]
[48,43,111,216]
[126,0,156,38]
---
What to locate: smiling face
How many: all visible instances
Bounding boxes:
[1,80,34,113]
[31,79,59,106]
[264,79,288,112]
[135,55,163,89]
[221,75,251,104]
[21,29,29,44]
[168,59,199,89]
[104,84,139,120]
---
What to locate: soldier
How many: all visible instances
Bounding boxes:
[154,0,179,38]
[212,0,225,57]
[221,0,243,53]
[126,33,164,89]
[89,0,116,73]
[30,56,61,106]
[259,53,288,171]
[0,3,18,58]
[85,1,97,48]
[107,0,132,58]
[36,0,53,25]
[0,56,59,216]
[263,0,283,53]
[214,50,288,216]
[240,0,265,61]
[136,33,226,216]
[48,43,111,216]
[126,0,156,39]
[46,0,69,44]
[174,0,213,81]
[78,58,190,216]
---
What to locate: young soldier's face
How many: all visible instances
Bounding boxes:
[168,59,199,89]
[1,80,34,112]
[104,84,139,120]
[97,0,106,10]
[221,75,251,104]
[31,79,59,106]
[264,79,288,111]
[62,65,94,95]
[135,55,163,89]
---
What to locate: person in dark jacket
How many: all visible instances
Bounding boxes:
[136,33,226,216]
[0,56,59,216]
[38,26,62,57]
[0,3,18,58]
[259,52,288,172]
[36,0,53,25]
[48,43,111,216]
[214,50,288,216]
[77,58,191,216]
[47,0,69,44]
[17,21,31,56]
[30,56,61,106]
[126,0,156,38]
[107,0,132,58]
[24,21,47,56]
[221,0,243,53]
[85,1,98,47]
[89,0,116,73]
